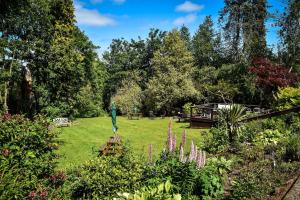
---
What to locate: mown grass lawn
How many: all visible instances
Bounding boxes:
[56,116,204,169]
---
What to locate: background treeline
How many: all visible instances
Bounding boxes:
[1,0,299,118]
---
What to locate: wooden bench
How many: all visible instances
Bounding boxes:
[99,135,123,156]
[53,118,71,127]
[128,112,142,120]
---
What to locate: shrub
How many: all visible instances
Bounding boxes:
[67,151,143,199]
[284,133,300,161]
[120,180,182,200]
[239,121,263,143]
[143,153,230,200]
[0,114,59,199]
[275,86,300,110]
[203,127,229,154]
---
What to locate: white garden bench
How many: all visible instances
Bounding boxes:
[53,118,71,127]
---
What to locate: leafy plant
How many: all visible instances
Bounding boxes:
[119,180,182,200]
[284,133,300,161]
[275,86,300,110]
[218,104,247,147]
[0,114,60,199]
[67,151,143,199]
[202,127,229,154]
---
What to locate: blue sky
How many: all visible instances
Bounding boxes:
[74,0,284,57]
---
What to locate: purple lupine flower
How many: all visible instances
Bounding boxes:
[179,143,184,162]
[188,141,195,162]
[148,144,153,164]
[196,150,202,168]
[167,121,173,152]
[172,134,176,152]
[194,146,198,162]
[181,129,186,148]
[196,150,206,168]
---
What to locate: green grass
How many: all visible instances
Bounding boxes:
[56,117,204,169]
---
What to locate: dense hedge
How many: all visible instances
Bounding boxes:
[0,114,60,199]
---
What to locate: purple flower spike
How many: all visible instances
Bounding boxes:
[167,121,173,152]
[182,130,186,148]
[172,134,176,152]
[194,146,198,162]
[196,150,206,168]
[188,141,194,162]
[179,143,184,162]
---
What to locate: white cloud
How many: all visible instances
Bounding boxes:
[75,3,116,26]
[112,0,126,4]
[176,1,204,12]
[173,14,197,25]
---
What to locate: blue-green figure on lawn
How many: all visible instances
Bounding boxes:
[111,102,118,134]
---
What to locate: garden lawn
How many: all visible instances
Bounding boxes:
[56,116,204,169]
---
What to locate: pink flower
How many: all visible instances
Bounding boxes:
[172,134,176,152]
[179,143,185,162]
[167,121,173,152]
[196,150,206,168]
[1,149,10,157]
[28,191,36,199]
[40,190,47,200]
[188,141,195,162]
[2,113,12,121]
[181,130,186,148]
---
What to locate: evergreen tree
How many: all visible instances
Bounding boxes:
[180,25,192,50]
[219,0,268,62]
[145,30,198,113]
[192,16,217,67]
[278,0,300,69]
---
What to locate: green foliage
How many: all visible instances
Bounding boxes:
[218,104,247,146]
[275,86,300,110]
[0,0,106,118]
[228,159,295,200]
[0,114,60,199]
[219,0,267,61]
[239,121,263,143]
[278,0,300,67]
[192,16,219,67]
[145,29,198,113]
[254,129,286,147]
[182,102,193,114]
[67,152,143,199]
[284,133,300,161]
[112,79,143,116]
[120,180,182,200]
[143,153,230,199]
[202,127,229,154]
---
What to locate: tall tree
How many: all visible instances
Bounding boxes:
[278,0,300,69]
[0,0,106,117]
[192,16,217,67]
[180,25,192,50]
[219,0,268,62]
[102,29,166,109]
[145,30,198,113]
